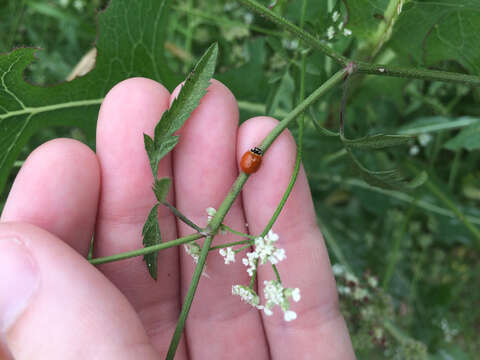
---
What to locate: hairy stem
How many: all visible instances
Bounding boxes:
[237,0,480,86]
[89,233,203,265]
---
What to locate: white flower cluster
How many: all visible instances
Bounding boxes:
[232,285,259,307]
[332,264,379,302]
[232,281,301,322]
[326,10,352,40]
[219,246,236,264]
[242,230,286,276]
[260,280,301,321]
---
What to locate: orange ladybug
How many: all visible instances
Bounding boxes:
[240,147,263,174]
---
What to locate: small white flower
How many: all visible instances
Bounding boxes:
[338,21,344,30]
[261,280,300,321]
[242,251,258,276]
[244,12,254,24]
[327,26,335,40]
[345,272,359,285]
[59,0,70,7]
[73,0,84,11]
[409,145,420,156]
[338,285,351,295]
[367,276,378,288]
[332,263,345,276]
[343,28,352,37]
[206,207,216,222]
[291,288,301,302]
[232,285,260,307]
[219,247,236,264]
[332,11,340,22]
[284,310,297,321]
[418,133,432,147]
[266,229,279,242]
[353,287,369,301]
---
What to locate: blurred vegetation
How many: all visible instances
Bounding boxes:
[1,0,480,358]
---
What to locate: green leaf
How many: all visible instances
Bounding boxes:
[153,177,172,203]
[154,42,218,140]
[0,0,179,195]
[390,1,480,75]
[142,204,162,281]
[144,134,179,176]
[342,134,413,149]
[144,42,218,176]
[443,121,480,151]
[347,149,426,191]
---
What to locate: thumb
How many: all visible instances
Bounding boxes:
[0,222,159,359]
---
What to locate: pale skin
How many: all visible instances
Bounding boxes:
[0,78,355,359]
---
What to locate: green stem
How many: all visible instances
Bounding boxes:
[237,0,480,86]
[260,68,347,152]
[161,201,203,233]
[89,233,203,265]
[166,235,214,359]
[382,203,416,289]
[167,69,346,357]
[0,98,104,121]
[209,238,254,251]
[272,264,281,282]
[447,149,462,191]
[221,224,257,240]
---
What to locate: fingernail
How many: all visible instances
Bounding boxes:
[0,237,39,333]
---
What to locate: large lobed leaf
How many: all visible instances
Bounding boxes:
[390,0,480,75]
[0,0,179,194]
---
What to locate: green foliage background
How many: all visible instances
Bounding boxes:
[1,0,480,358]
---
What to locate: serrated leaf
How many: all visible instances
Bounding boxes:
[142,204,162,280]
[0,0,179,195]
[153,177,171,203]
[443,121,480,151]
[144,134,179,176]
[347,150,425,191]
[144,43,218,176]
[154,42,218,140]
[342,134,413,149]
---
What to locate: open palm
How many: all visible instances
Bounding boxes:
[1,78,354,359]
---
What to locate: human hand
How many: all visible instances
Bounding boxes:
[0,78,355,359]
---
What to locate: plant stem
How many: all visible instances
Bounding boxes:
[166,68,347,359]
[221,224,257,240]
[260,68,347,152]
[447,149,462,191]
[237,0,480,86]
[89,233,203,265]
[161,201,203,233]
[209,238,254,251]
[166,235,213,359]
